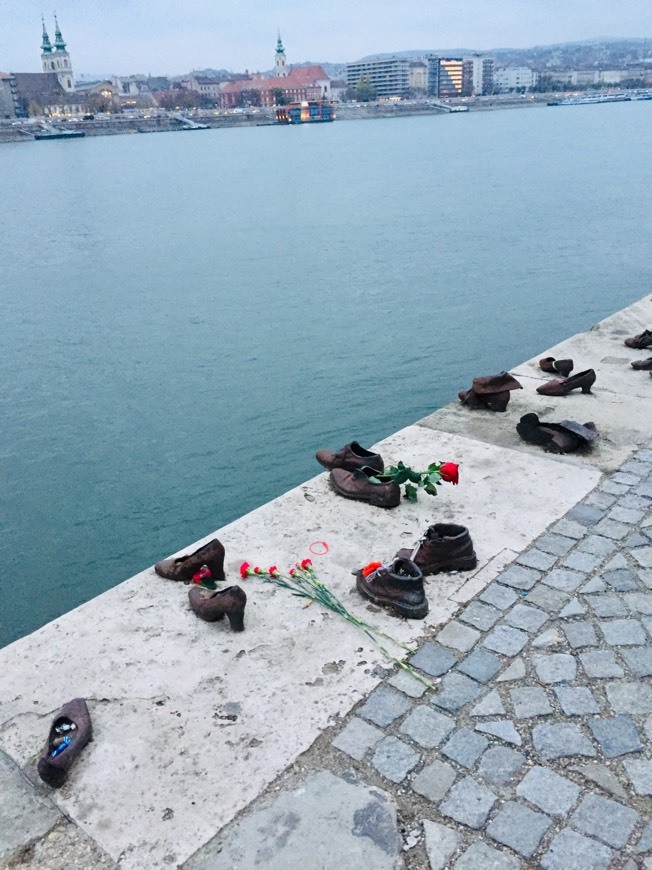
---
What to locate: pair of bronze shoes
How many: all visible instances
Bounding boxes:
[316,441,400,508]
[458,371,523,412]
[154,539,246,631]
[537,357,597,396]
[517,413,598,454]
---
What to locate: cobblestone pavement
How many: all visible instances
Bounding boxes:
[330,447,652,869]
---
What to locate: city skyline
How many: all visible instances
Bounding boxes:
[1,0,651,77]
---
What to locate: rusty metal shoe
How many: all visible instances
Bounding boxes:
[316,441,384,473]
[459,388,513,412]
[396,523,477,575]
[155,539,226,584]
[37,698,93,788]
[517,413,598,454]
[355,558,427,619]
[536,368,596,396]
[631,357,652,370]
[539,357,574,378]
[330,466,400,507]
[624,330,652,349]
[188,585,246,631]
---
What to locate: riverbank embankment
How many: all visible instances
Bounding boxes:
[0,293,650,867]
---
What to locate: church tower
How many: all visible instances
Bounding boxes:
[274,32,288,77]
[41,15,74,92]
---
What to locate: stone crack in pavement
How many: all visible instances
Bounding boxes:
[329,446,652,869]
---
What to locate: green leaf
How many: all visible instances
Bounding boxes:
[404,483,418,501]
[396,460,406,470]
[427,472,441,486]
[424,481,438,496]
[427,462,442,473]
[367,475,382,485]
[407,469,422,483]
[384,465,398,476]
[392,469,409,485]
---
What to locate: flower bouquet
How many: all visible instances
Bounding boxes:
[369,460,459,501]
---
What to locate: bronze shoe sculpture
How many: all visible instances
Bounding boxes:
[536,368,596,396]
[459,371,523,412]
[355,558,427,619]
[155,538,225,584]
[631,357,652,370]
[316,441,384,473]
[330,466,400,508]
[396,523,477,575]
[37,698,93,788]
[517,413,598,454]
[188,585,246,631]
[539,357,574,378]
[624,330,652,349]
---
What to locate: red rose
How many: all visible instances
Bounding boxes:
[240,562,251,579]
[439,462,459,485]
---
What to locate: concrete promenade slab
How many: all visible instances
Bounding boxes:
[0,293,650,868]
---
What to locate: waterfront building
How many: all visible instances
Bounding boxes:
[494,66,539,92]
[345,57,411,99]
[462,55,495,95]
[0,71,23,118]
[408,60,428,95]
[40,15,74,92]
[219,65,330,108]
[427,56,464,98]
[184,75,229,100]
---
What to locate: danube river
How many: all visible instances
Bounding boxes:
[1,101,651,647]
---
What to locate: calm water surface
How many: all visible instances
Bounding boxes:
[1,102,651,647]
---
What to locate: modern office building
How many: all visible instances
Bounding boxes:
[494,66,539,92]
[427,56,463,98]
[345,57,411,98]
[462,55,495,95]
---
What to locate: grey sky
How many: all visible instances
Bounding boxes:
[1,0,651,77]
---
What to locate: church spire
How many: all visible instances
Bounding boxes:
[41,16,53,53]
[276,31,284,54]
[274,31,287,77]
[53,13,66,51]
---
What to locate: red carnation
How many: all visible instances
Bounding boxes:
[439,462,459,485]
[301,559,312,570]
[240,562,251,579]
[362,561,383,577]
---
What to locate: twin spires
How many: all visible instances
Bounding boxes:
[41,14,67,54]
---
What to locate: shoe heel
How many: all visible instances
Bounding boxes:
[581,386,592,394]
[227,609,245,632]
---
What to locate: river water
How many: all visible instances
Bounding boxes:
[1,101,651,647]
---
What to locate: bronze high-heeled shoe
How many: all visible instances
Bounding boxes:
[539,357,574,378]
[536,369,596,396]
[155,538,225,584]
[188,585,247,631]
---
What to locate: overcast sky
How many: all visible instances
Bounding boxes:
[1,0,650,77]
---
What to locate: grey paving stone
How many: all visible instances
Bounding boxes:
[532,723,596,759]
[584,490,617,510]
[470,689,505,717]
[486,801,552,858]
[588,715,642,757]
[504,603,549,633]
[622,759,652,795]
[635,480,652,498]
[609,505,645,524]
[627,532,652,548]
[577,535,617,557]
[580,576,607,593]
[458,600,501,632]
[620,646,652,677]
[621,459,650,476]
[554,686,601,716]
[569,763,628,800]
[603,553,628,571]
[606,682,652,714]
[441,728,489,768]
[532,653,577,684]
[477,746,526,787]
[422,820,460,870]
[559,597,586,618]
[612,471,641,485]
[562,550,602,573]
[371,736,421,783]
[620,492,652,511]
[409,642,458,677]
[551,518,587,539]
[332,717,384,761]
[594,517,631,540]
[358,686,412,727]
[496,658,526,682]
[400,705,455,749]
[600,618,647,646]
[635,449,652,463]
[0,751,62,860]
[569,503,605,526]
[411,759,457,803]
[437,620,481,653]
[388,668,428,698]
[525,585,570,612]
[571,792,639,848]
[517,548,557,571]
[510,686,553,718]
[562,620,598,648]
[482,625,529,656]
[439,776,497,829]
[601,479,629,496]
[532,626,565,647]
[475,720,522,745]
[543,569,585,593]
[541,828,614,870]
[635,822,652,854]
[517,766,581,815]
[431,673,485,713]
[453,842,521,870]
[456,649,502,684]
[497,565,541,591]
[585,593,628,618]
[633,547,652,569]
[579,649,624,678]
[603,568,640,591]
[537,532,576,557]
[479,583,518,611]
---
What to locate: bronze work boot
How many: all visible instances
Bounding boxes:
[516,413,598,454]
[155,538,226,583]
[459,372,522,412]
[396,523,477,576]
[631,357,652,370]
[188,585,246,631]
[625,330,652,349]
[330,466,400,508]
[316,441,384,473]
[355,558,427,619]
[536,368,596,396]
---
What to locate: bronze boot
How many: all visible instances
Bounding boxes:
[355,558,427,618]
[396,523,477,576]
